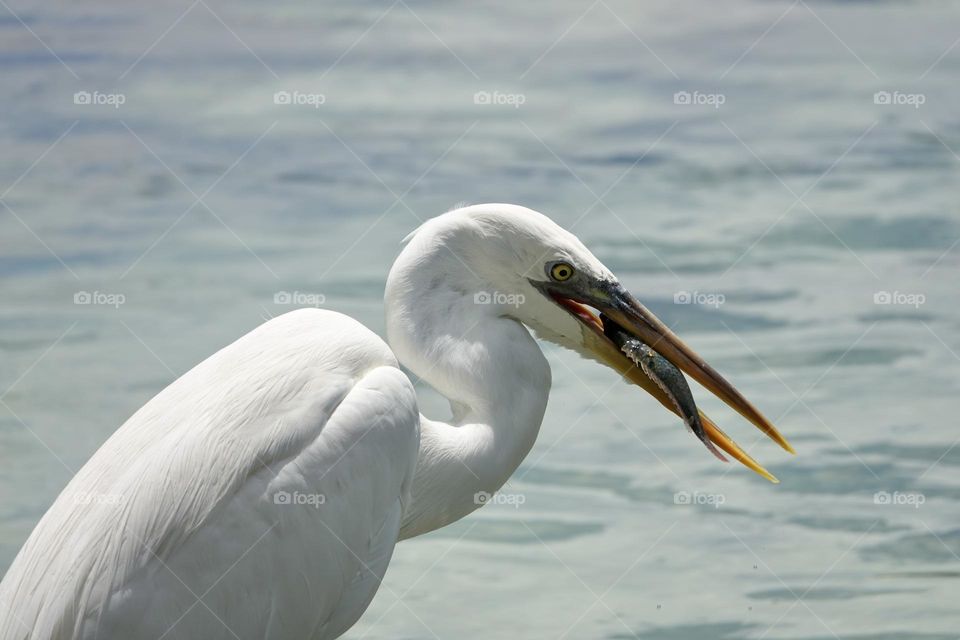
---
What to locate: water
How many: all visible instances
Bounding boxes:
[1,1,958,637]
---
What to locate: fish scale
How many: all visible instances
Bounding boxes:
[616,334,726,462]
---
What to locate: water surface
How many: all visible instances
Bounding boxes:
[1,1,958,637]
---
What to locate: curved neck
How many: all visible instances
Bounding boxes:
[385,248,551,539]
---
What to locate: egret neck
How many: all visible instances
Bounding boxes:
[385,225,550,540]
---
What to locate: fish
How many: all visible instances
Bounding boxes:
[601,314,727,462]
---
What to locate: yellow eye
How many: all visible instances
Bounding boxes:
[549,262,575,282]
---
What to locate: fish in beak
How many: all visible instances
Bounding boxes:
[601,314,725,462]
[537,278,794,483]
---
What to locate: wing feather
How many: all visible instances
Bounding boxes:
[0,309,419,640]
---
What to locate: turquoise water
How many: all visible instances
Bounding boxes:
[1,1,958,637]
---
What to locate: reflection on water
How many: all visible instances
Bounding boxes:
[1,0,958,637]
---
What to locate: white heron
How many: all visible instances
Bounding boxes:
[0,204,792,639]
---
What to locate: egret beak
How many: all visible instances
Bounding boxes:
[547,281,793,483]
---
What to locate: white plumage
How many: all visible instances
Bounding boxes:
[2,309,417,639]
[0,204,788,639]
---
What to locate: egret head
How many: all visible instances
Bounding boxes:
[389,203,792,480]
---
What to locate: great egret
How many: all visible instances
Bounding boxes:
[0,204,792,639]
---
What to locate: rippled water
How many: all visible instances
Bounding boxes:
[1,1,958,638]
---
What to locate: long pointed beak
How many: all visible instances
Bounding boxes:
[605,286,794,455]
[555,282,793,482]
[589,286,796,483]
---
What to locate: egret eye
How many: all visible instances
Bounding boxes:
[549,262,575,282]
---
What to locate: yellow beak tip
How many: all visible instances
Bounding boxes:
[776,437,797,455]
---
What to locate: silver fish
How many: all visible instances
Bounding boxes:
[602,315,725,461]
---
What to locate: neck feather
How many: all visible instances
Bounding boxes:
[386,257,551,539]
